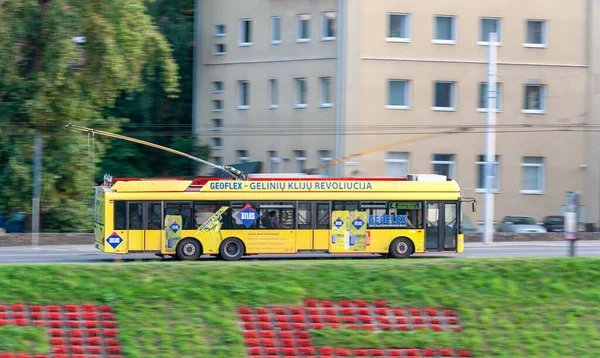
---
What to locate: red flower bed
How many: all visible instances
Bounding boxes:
[0,304,122,358]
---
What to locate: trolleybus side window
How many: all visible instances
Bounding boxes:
[193,201,231,229]
[316,203,330,229]
[165,202,193,230]
[231,201,295,229]
[360,201,387,230]
[148,203,162,230]
[333,201,358,211]
[298,202,312,229]
[128,203,143,230]
[388,201,423,229]
[114,201,126,230]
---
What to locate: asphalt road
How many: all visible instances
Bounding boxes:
[0,241,598,264]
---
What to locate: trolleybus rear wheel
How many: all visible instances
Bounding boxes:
[219,238,245,261]
[176,238,202,261]
[389,237,414,259]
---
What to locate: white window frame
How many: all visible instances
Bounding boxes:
[214,25,227,37]
[524,19,547,48]
[211,118,223,131]
[386,13,411,42]
[214,43,227,55]
[211,99,223,112]
[237,80,249,109]
[320,77,333,107]
[297,14,311,42]
[475,155,500,193]
[478,17,503,45]
[522,84,546,114]
[431,154,455,178]
[321,12,337,41]
[268,79,278,108]
[239,18,253,46]
[385,152,410,178]
[295,151,307,173]
[477,82,502,112]
[432,81,457,111]
[271,16,281,44]
[520,157,545,194]
[269,151,280,173]
[295,78,308,108]
[212,81,224,94]
[212,137,223,150]
[319,151,332,176]
[237,150,249,163]
[386,79,410,109]
[433,15,457,44]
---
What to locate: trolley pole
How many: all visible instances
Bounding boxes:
[483,32,498,245]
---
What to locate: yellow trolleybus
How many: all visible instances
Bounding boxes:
[94,174,475,261]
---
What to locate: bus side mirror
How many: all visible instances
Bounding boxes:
[472,202,476,212]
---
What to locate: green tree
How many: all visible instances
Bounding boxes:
[99,0,209,179]
[0,0,179,232]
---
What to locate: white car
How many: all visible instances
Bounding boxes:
[497,216,547,233]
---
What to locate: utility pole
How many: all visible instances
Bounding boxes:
[32,136,42,247]
[483,32,498,245]
[192,0,202,174]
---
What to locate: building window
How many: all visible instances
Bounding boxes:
[320,77,332,106]
[320,150,332,176]
[212,81,224,93]
[433,81,456,110]
[476,155,500,192]
[211,118,222,131]
[212,156,223,166]
[297,14,311,42]
[269,151,280,173]
[215,25,227,37]
[478,82,502,111]
[295,78,307,108]
[215,43,227,55]
[212,137,223,150]
[212,99,223,112]
[479,18,502,44]
[431,154,455,178]
[525,20,546,47]
[269,79,278,108]
[387,80,410,108]
[521,157,544,193]
[271,16,281,44]
[322,12,337,40]
[434,15,456,43]
[388,14,410,41]
[523,84,546,113]
[237,81,249,108]
[237,150,249,163]
[240,19,252,46]
[386,152,409,178]
[295,151,306,173]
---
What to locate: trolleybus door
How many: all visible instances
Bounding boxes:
[127,201,162,251]
[425,201,458,251]
[296,202,330,250]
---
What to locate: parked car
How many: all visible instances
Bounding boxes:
[496,215,547,233]
[0,212,26,233]
[542,215,564,232]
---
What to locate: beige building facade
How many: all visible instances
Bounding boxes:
[194,0,600,226]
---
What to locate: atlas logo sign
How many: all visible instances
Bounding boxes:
[333,218,344,230]
[237,204,258,228]
[106,232,123,249]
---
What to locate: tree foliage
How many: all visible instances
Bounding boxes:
[100,0,208,179]
[0,0,180,232]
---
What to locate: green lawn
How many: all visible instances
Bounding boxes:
[1,257,600,357]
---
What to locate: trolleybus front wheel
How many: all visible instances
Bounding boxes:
[219,238,245,261]
[176,238,202,261]
[389,237,414,259]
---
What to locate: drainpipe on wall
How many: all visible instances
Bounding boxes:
[335,0,345,177]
